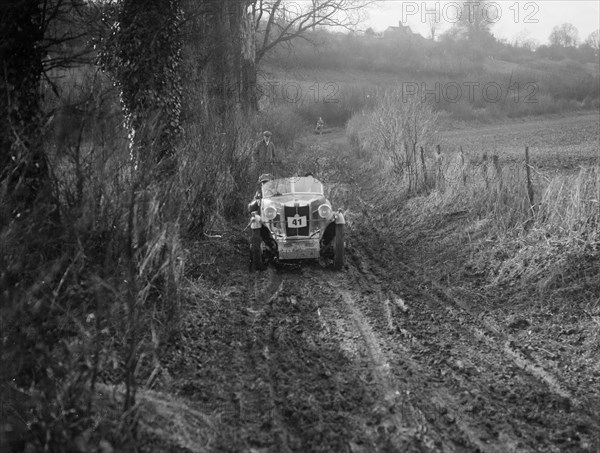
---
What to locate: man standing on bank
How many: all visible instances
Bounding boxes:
[253,130,276,174]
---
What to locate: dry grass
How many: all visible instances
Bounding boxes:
[345,105,599,408]
[537,167,599,240]
[0,73,260,450]
[347,102,599,297]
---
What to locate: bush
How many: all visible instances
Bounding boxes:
[248,105,306,149]
[1,72,192,450]
[361,88,439,193]
[294,83,375,127]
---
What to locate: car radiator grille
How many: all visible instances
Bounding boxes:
[284,204,310,237]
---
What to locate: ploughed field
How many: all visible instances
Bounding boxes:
[141,112,599,452]
[438,111,600,172]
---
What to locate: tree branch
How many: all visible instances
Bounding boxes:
[253,0,377,63]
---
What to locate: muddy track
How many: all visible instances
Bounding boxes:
[201,230,598,452]
[341,223,599,452]
[198,212,597,450]
[169,129,598,452]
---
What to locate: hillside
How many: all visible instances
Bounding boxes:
[257,28,600,126]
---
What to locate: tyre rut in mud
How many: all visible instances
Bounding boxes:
[203,268,408,452]
[340,223,600,452]
[191,217,598,452]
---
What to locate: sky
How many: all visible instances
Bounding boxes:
[363,1,600,45]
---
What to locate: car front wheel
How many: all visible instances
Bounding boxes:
[333,223,345,270]
[250,228,264,271]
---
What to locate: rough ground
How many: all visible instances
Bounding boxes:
[438,111,600,172]
[136,118,599,453]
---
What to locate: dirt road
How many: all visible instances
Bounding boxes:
[191,229,596,452]
[169,226,597,452]
[155,122,599,453]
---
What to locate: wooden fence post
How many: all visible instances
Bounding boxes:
[481,151,488,189]
[434,144,443,190]
[420,146,427,188]
[459,146,466,185]
[492,154,502,194]
[525,146,534,217]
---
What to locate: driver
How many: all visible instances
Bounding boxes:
[258,173,274,185]
[248,173,274,213]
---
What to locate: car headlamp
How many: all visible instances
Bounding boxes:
[264,206,277,221]
[318,204,332,219]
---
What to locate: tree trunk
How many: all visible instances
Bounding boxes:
[182,0,257,116]
[104,0,182,172]
[0,0,53,220]
[240,9,258,111]
[222,0,257,113]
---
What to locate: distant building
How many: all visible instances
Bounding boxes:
[383,21,414,39]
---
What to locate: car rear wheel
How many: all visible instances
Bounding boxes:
[250,228,265,271]
[333,223,345,270]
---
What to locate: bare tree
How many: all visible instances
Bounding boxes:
[40,0,96,73]
[180,1,376,112]
[454,0,497,42]
[249,0,376,64]
[0,0,61,220]
[513,29,538,51]
[369,88,438,193]
[585,29,599,53]
[427,12,440,41]
[549,23,579,47]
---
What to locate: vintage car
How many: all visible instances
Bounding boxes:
[248,175,345,270]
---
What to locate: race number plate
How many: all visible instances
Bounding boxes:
[287,215,307,229]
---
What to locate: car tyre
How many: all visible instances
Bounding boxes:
[251,228,265,271]
[333,223,345,270]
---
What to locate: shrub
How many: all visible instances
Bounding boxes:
[248,105,306,149]
[1,70,191,450]
[365,88,439,193]
[537,166,599,241]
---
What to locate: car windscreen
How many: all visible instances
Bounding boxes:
[292,176,323,194]
[262,179,291,197]
[262,177,323,197]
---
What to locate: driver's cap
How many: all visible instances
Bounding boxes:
[258,173,274,183]
[263,130,272,137]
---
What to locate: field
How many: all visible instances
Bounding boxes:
[437,111,600,171]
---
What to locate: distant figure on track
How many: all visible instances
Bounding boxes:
[316,117,324,135]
